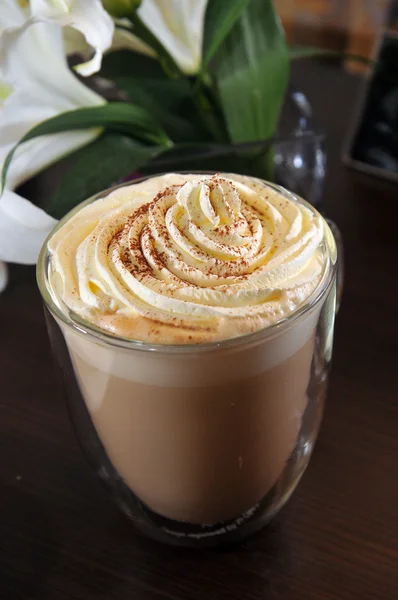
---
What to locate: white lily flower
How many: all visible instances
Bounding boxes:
[62,0,208,74]
[64,17,156,62]
[0,1,106,275]
[29,0,114,76]
[137,0,208,75]
[0,190,57,264]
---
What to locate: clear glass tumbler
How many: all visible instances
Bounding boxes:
[37,178,340,548]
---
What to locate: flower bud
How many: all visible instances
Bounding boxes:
[102,0,141,18]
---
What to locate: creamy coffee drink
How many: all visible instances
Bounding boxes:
[45,173,329,526]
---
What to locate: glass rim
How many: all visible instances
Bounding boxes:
[37,171,338,355]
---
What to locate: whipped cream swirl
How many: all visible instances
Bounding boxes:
[48,173,326,343]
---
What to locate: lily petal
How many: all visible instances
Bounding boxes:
[64,22,156,61]
[29,0,114,75]
[111,26,156,57]
[0,261,8,293]
[138,0,208,74]
[0,3,106,274]
[1,21,102,110]
[0,190,57,264]
[1,12,104,188]
[4,129,102,191]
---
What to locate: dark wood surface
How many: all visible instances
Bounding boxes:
[1,62,398,600]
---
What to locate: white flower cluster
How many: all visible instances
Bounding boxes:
[0,0,208,292]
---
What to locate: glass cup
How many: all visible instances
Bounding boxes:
[37,176,341,548]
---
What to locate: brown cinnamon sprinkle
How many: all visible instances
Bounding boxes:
[108,174,273,287]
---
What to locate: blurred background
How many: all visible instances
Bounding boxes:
[276,0,397,69]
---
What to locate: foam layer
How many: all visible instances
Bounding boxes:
[60,302,320,391]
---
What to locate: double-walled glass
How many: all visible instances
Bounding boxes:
[37,177,340,548]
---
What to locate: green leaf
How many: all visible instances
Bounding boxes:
[144,136,275,176]
[46,133,162,219]
[115,76,192,111]
[101,51,208,141]
[290,45,372,64]
[1,103,171,192]
[110,77,199,142]
[147,136,275,167]
[101,51,221,142]
[213,0,289,143]
[129,16,181,77]
[202,0,251,69]
[192,86,229,143]
[101,50,192,111]
[100,50,166,80]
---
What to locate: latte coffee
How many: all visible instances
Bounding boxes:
[39,173,337,542]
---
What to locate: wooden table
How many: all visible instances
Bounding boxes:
[1,62,398,600]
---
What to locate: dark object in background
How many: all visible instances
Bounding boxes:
[344,31,398,182]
